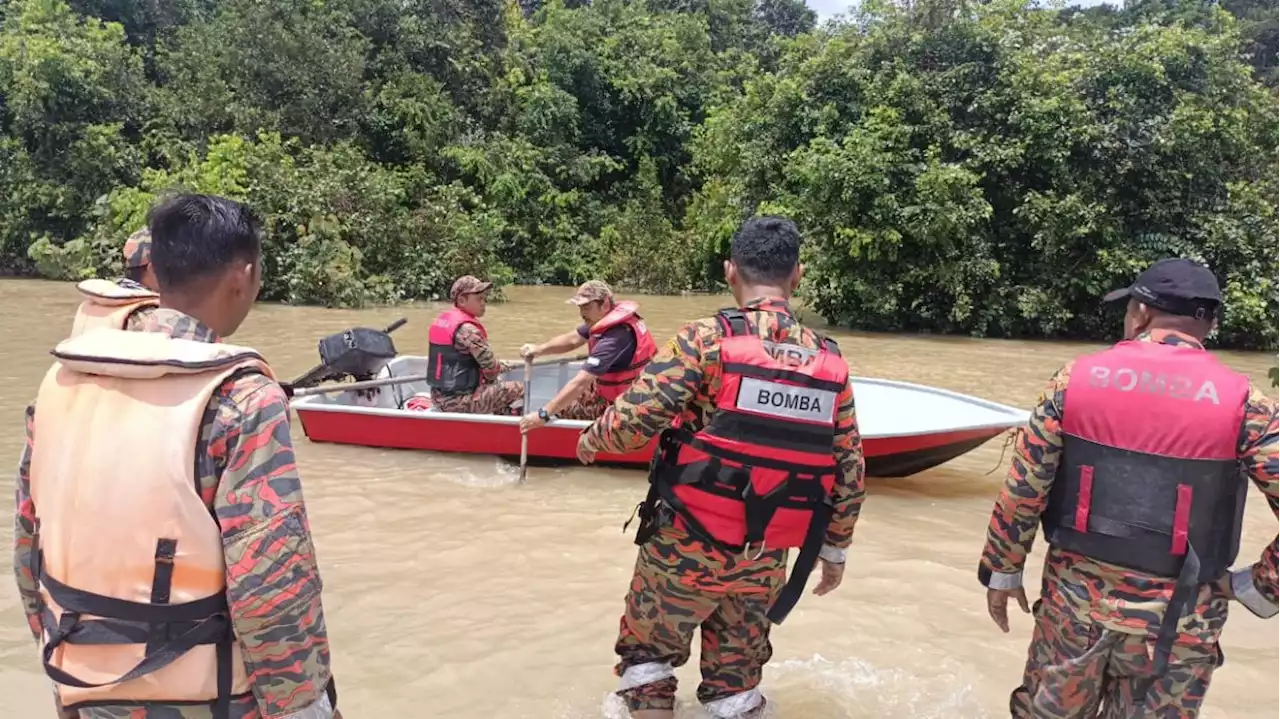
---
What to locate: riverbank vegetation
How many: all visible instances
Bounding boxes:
[1,0,1275,348]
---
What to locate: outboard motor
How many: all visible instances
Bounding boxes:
[317,327,398,382]
[283,318,408,395]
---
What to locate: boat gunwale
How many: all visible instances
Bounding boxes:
[289,373,1031,440]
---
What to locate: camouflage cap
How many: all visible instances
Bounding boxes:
[449,275,493,301]
[123,227,151,269]
[567,279,613,306]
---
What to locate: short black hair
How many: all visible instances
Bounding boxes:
[147,193,262,291]
[730,215,801,284]
[124,265,148,284]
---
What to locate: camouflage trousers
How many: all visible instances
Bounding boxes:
[1011,600,1222,719]
[431,381,525,415]
[614,521,785,717]
[553,383,609,420]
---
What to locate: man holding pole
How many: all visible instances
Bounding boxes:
[518,280,657,431]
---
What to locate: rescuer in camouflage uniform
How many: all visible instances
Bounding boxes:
[15,195,341,719]
[979,259,1278,718]
[429,275,525,415]
[577,216,866,719]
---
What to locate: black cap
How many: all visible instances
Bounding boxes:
[1102,257,1221,319]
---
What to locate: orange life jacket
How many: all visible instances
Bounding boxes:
[69,278,160,337]
[588,300,658,401]
[641,308,849,624]
[29,328,273,717]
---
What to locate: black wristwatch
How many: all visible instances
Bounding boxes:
[538,408,556,422]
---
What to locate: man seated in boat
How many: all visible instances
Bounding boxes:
[67,227,162,338]
[517,280,657,432]
[426,275,526,415]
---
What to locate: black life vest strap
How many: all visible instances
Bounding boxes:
[716,308,750,337]
[721,361,847,394]
[40,542,234,719]
[1133,542,1202,709]
[649,429,836,626]
[673,429,835,475]
[766,483,832,625]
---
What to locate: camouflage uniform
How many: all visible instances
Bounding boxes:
[429,321,525,415]
[555,381,609,420]
[13,308,337,719]
[579,296,866,716]
[979,330,1278,718]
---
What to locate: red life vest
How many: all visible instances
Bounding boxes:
[1042,337,1249,678]
[588,300,658,402]
[427,307,487,395]
[644,308,849,624]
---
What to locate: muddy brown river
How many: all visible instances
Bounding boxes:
[0,279,1275,718]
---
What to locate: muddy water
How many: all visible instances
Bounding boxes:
[0,278,1275,718]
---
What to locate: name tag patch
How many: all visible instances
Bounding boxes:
[737,377,837,421]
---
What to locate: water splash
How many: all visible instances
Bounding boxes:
[583,653,987,719]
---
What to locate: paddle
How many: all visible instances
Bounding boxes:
[289,353,589,397]
[518,356,533,483]
[281,317,409,397]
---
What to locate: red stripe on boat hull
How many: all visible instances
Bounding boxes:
[293,407,1011,478]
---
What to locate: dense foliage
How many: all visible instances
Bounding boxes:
[0,0,1275,348]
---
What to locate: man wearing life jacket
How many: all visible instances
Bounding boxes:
[13,194,341,719]
[427,274,525,415]
[576,217,866,719]
[517,280,658,431]
[67,227,161,338]
[978,257,1277,718]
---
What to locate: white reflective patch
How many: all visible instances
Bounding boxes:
[703,687,764,718]
[586,356,601,367]
[277,693,334,719]
[737,376,837,422]
[617,661,675,691]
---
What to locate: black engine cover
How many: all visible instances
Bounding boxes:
[317,327,398,379]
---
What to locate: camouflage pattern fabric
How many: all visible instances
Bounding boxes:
[980,329,1278,647]
[432,380,525,415]
[122,227,151,269]
[430,321,524,414]
[555,380,609,420]
[615,521,785,713]
[1011,600,1220,719]
[580,296,866,712]
[13,308,335,719]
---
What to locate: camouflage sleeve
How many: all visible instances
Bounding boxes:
[581,322,706,454]
[1230,384,1279,617]
[210,375,335,716]
[454,323,504,381]
[824,381,865,550]
[11,402,43,642]
[978,363,1070,586]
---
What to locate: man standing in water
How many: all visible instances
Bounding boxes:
[577,216,866,719]
[979,258,1277,717]
[427,274,525,415]
[14,194,340,719]
[67,227,161,337]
